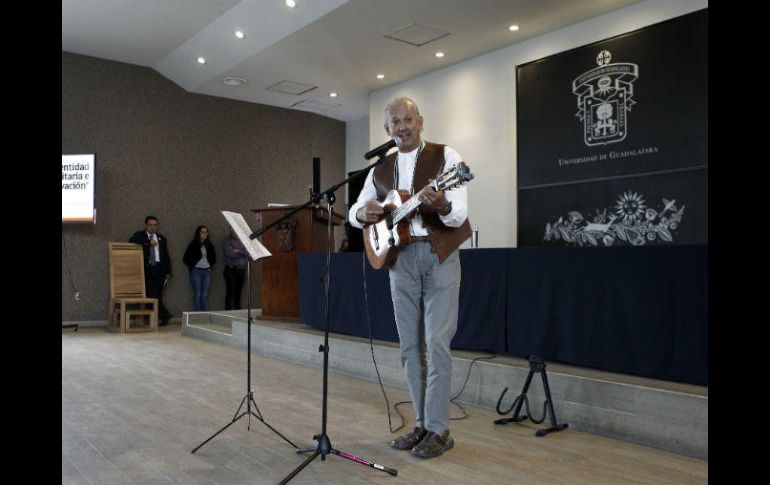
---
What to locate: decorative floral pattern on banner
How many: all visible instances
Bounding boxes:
[544,192,685,246]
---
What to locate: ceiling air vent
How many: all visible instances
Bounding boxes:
[290,99,341,113]
[266,80,318,95]
[384,23,449,47]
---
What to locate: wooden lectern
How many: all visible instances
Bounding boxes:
[251,205,344,320]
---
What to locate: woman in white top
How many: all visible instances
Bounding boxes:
[183,225,217,311]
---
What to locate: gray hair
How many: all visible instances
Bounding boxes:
[384,96,421,127]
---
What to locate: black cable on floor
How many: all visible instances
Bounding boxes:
[449,354,498,420]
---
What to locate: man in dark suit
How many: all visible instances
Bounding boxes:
[130,215,173,325]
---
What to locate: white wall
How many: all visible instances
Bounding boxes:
[344,115,370,204]
[348,0,707,248]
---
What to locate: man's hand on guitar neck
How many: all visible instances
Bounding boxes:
[356,200,385,224]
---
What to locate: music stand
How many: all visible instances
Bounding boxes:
[249,158,397,484]
[191,211,298,455]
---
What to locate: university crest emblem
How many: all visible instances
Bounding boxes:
[572,50,638,146]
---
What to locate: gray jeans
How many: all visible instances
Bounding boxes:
[389,242,461,433]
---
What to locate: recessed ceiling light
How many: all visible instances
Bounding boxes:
[223,77,247,86]
[196,57,206,65]
[508,25,520,32]
[435,52,445,58]
[329,92,338,97]
[286,0,297,7]
[376,74,385,80]
[234,30,246,39]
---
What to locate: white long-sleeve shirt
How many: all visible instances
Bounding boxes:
[348,142,468,237]
[147,232,161,263]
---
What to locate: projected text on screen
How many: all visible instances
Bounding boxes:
[62,154,95,223]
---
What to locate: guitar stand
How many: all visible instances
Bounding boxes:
[494,355,568,437]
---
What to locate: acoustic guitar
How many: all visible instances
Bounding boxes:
[363,162,473,269]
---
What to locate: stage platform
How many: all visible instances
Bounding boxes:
[181,310,707,460]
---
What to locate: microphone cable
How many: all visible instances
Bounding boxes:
[448,354,498,420]
[361,251,497,432]
[362,250,399,432]
[62,234,80,301]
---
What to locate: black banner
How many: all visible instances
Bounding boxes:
[516,9,707,246]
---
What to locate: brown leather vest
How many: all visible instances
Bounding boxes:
[372,141,471,264]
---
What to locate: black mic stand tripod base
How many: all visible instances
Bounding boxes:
[274,176,397,484]
[191,258,298,455]
[284,432,397,485]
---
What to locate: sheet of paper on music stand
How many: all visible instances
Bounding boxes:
[221,211,272,261]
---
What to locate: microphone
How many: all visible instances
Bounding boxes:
[364,137,402,160]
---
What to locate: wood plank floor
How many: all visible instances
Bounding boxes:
[62,325,707,485]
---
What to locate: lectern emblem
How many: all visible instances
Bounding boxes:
[572,50,638,146]
[276,220,298,252]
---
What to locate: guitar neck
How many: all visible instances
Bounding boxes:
[390,194,423,225]
[389,169,467,225]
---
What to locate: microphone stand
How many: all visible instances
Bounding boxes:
[251,155,397,484]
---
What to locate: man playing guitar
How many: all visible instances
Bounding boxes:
[348,96,471,459]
